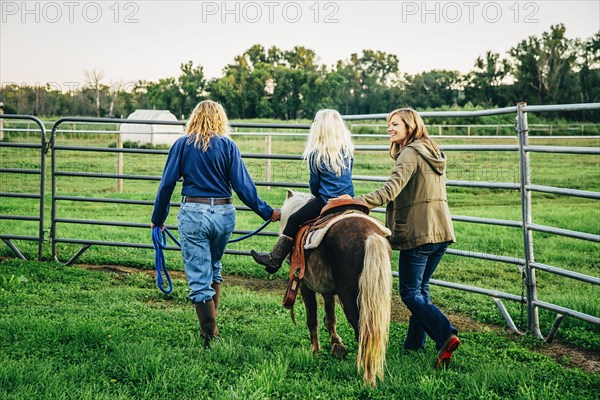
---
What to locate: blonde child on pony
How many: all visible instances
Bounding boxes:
[251,109,354,273]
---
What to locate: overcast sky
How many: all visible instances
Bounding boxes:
[1,0,599,90]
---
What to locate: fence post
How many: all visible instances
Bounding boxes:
[0,102,4,141]
[516,102,543,338]
[50,122,58,261]
[116,132,123,193]
[265,134,272,190]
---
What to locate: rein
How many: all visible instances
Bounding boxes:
[152,219,272,293]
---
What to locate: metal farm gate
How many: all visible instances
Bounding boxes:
[0,103,598,341]
[0,114,47,260]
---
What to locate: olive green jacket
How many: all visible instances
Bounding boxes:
[356,140,455,250]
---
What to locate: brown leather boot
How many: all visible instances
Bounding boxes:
[251,235,294,274]
[212,283,221,317]
[194,299,218,348]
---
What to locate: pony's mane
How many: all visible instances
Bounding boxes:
[279,191,314,234]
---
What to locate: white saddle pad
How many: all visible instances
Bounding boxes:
[304,213,391,250]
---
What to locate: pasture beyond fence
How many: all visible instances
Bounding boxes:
[0,103,598,342]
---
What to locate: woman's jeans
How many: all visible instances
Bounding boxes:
[178,202,236,303]
[399,241,457,350]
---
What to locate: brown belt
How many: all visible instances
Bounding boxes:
[182,196,233,205]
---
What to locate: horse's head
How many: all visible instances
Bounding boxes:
[279,189,314,233]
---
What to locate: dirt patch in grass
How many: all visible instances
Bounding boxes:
[79,263,599,374]
[536,343,600,374]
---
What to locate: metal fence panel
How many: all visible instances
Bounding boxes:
[0,115,47,260]
[1,102,598,341]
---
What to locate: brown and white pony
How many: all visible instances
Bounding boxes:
[280,190,392,386]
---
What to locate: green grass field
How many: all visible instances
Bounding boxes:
[1,260,599,399]
[1,123,599,397]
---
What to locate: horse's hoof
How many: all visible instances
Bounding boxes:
[331,343,348,359]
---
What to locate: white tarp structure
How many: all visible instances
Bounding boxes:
[120,110,184,146]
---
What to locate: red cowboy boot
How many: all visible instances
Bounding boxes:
[434,334,461,369]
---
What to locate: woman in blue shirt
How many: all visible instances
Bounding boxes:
[151,100,280,348]
[251,109,354,273]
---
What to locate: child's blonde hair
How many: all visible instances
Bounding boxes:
[302,109,354,176]
[184,100,229,151]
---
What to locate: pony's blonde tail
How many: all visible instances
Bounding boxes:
[357,234,392,387]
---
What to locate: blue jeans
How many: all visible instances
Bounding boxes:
[177,202,236,303]
[399,241,457,350]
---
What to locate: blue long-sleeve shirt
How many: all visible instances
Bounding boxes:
[151,135,274,225]
[308,154,354,202]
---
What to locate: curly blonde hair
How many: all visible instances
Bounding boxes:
[387,107,440,159]
[184,100,229,151]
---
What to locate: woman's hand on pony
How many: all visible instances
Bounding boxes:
[270,209,281,222]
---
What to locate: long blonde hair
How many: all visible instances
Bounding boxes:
[388,107,440,159]
[184,100,229,151]
[302,109,354,176]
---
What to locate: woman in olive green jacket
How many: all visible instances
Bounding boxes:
[355,107,460,369]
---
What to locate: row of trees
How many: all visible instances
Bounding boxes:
[1,25,599,120]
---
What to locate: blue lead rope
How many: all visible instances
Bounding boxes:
[152,219,272,293]
[152,226,180,294]
[226,219,271,243]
